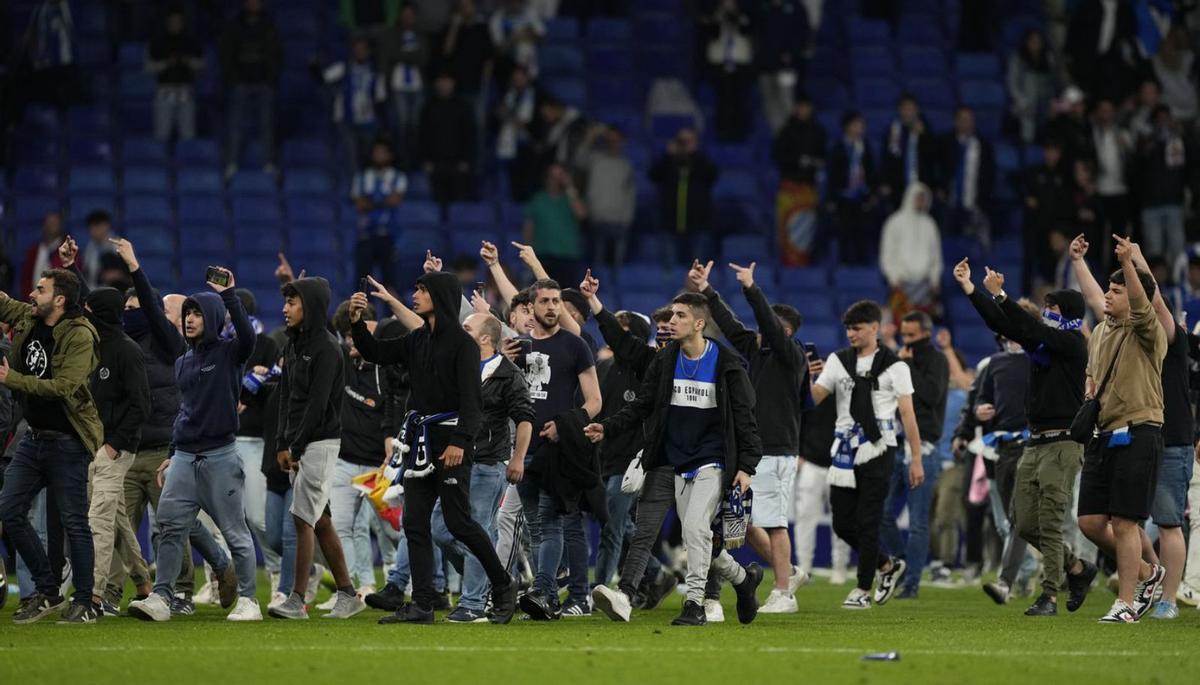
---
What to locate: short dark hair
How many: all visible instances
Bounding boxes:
[510,288,532,311]
[671,292,710,323]
[530,279,561,300]
[41,268,81,307]
[1108,268,1158,300]
[85,209,112,227]
[898,92,918,106]
[901,310,933,331]
[956,104,975,116]
[771,303,802,334]
[333,299,373,336]
[842,110,863,128]
[842,300,882,326]
[651,305,673,323]
[280,282,300,300]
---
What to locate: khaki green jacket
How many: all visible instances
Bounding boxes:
[0,292,103,455]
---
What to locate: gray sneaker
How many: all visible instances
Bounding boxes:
[322,591,366,619]
[267,593,309,620]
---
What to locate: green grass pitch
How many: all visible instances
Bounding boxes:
[1,573,1198,685]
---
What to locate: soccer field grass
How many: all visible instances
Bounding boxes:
[1,575,1198,685]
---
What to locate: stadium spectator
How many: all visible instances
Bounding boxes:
[389,5,428,170]
[523,163,587,288]
[1153,26,1198,124]
[420,73,478,212]
[1137,105,1189,260]
[219,0,283,179]
[880,93,934,206]
[1022,140,1071,291]
[351,139,407,285]
[28,0,81,106]
[649,127,719,266]
[20,211,67,296]
[935,106,995,242]
[1065,0,1142,103]
[147,6,203,143]
[579,124,635,279]
[1006,29,1058,146]
[79,210,116,289]
[490,0,545,80]
[773,96,827,184]
[1089,98,1133,269]
[1126,79,1163,140]
[495,65,537,202]
[1044,86,1092,168]
[826,112,877,265]
[534,97,589,179]
[880,183,942,320]
[755,0,810,134]
[434,0,495,165]
[701,0,754,142]
[319,37,388,176]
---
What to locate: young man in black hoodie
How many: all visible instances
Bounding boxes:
[349,271,518,624]
[691,259,808,613]
[127,267,262,622]
[267,277,362,620]
[81,287,150,616]
[586,293,764,626]
[953,257,1098,616]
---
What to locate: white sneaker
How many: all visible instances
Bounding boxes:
[193,581,216,605]
[830,569,848,586]
[591,585,632,622]
[322,591,366,619]
[305,565,326,604]
[842,588,871,610]
[786,566,810,595]
[316,594,338,611]
[227,597,263,621]
[128,593,172,622]
[703,598,725,623]
[759,589,799,614]
[1176,582,1200,608]
[268,592,287,610]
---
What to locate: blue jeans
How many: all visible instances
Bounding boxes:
[879,445,942,591]
[562,512,589,603]
[387,511,446,593]
[431,462,506,611]
[517,474,563,597]
[1141,205,1185,260]
[595,474,633,587]
[0,434,93,602]
[265,487,298,595]
[14,490,48,598]
[225,84,276,167]
[330,459,382,589]
[392,90,423,169]
[153,442,257,600]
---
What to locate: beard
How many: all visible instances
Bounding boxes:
[30,300,52,320]
[534,311,558,330]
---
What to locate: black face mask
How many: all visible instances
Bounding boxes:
[122,307,150,338]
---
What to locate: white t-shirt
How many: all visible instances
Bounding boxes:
[815,350,914,446]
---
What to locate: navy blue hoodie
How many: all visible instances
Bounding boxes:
[173,288,256,453]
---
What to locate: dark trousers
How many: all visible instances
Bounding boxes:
[616,466,674,598]
[0,433,94,603]
[355,234,395,288]
[403,452,510,610]
[830,451,894,591]
[834,198,871,265]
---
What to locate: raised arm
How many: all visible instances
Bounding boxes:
[1069,234,1106,319]
[481,241,520,308]
[115,239,185,358]
[953,258,1026,344]
[1114,235,1164,351]
[1129,241,1177,344]
[737,263,798,367]
[363,275,423,331]
[209,270,255,365]
[349,292,410,367]
[581,271,656,376]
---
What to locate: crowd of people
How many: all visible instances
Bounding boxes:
[1,220,1198,626]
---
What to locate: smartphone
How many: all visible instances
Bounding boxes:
[205,266,230,287]
[518,338,533,355]
[358,277,369,294]
[803,342,819,359]
[475,281,486,296]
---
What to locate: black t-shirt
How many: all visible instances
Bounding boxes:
[1161,325,1192,446]
[518,329,594,453]
[18,322,75,435]
[148,33,203,85]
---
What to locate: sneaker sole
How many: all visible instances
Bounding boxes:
[322,603,367,619]
[227,614,264,621]
[267,608,309,620]
[127,605,168,622]
[590,589,623,622]
[982,585,1009,605]
[446,616,490,624]
[841,603,871,610]
[874,560,907,606]
[13,600,68,625]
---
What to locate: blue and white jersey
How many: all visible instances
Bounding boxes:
[665,340,725,471]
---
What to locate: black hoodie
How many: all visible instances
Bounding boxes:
[85,287,151,454]
[127,267,184,450]
[594,309,652,476]
[234,288,280,439]
[351,271,482,457]
[968,289,1087,431]
[277,277,344,459]
[340,345,406,467]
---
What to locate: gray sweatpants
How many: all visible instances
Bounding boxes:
[676,468,744,604]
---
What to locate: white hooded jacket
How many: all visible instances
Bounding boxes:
[879,182,943,287]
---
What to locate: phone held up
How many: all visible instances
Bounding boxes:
[206,266,230,288]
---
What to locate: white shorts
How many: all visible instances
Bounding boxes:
[751,455,799,528]
[290,439,340,527]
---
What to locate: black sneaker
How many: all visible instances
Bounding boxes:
[433,591,453,611]
[983,580,1011,605]
[1133,564,1166,618]
[170,594,195,616]
[671,600,707,626]
[12,592,67,624]
[1066,560,1098,613]
[57,602,99,624]
[561,599,591,617]
[518,591,561,621]
[489,576,517,625]
[733,563,763,625]
[379,603,434,625]
[642,571,678,611]
[446,606,489,623]
[630,589,648,609]
[1024,593,1057,616]
[365,583,408,612]
[99,599,121,617]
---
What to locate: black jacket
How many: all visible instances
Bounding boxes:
[1023,161,1073,233]
[1137,130,1189,208]
[593,308,654,475]
[881,120,936,196]
[127,266,184,450]
[352,271,482,457]
[602,338,762,487]
[258,377,289,494]
[968,290,1087,431]
[827,137,876,201]
[903,337,950,444]
[704,283,806,455]
[773,116,827,184]
[528,407,606,518]
[340,348,406,467]
[277,278,344,459]
[478,355,534,465]
[420,94,477,167]
[935,132,995,210]
[648,151,719,235]
[956,350,1029,440]
[799,399,836,468]
[237,333,280,439]
[84,288,150,454]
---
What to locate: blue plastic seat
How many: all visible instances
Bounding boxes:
[176,170,223,195]
[276,9,320,39]
[541,45,584,76]
[67,106,113,135]
[68,193,116,218]
[587,18,632,42]
[847,18,891,43]
[395,201,441,226]
[119,72,155,100]
[396,226,447,257]
[124,195,172,223]
[587,48,634,72]
[906,78,957,110]
[955,54,1000,78]
[281,139,333,168]
[544,78,587,109]
[231,197,281,223]
[852,54,898,78]
[449,229,495,260]
[588,76,635,107]
[15,166,60,192]
[288,228,339,256]
[801,323,843,352]
[68,166,115,193]
[447,203,496,227]
[589,106,641,137]
[118,42,146,69]
[123,137,168,165]
[959,80,1006,109]
[234,227,285,252]
[545,17,579,43]
[70,139,114,164]
[809,79,849,111]
[780,267,831,291]
[619,263,666,290]
[283,170,333,195]
[179,226,232,254]
[123,167,169,193]
[720,234,768,263]
[286,197,337,225]
[15,194,63,223]
[833,266,885,292]
[23,105,60,133]
[229,171,276,195]
[175,139,221,167]
[123,225,175,256]
[713,171,760,202]
[16,138,59,164]
[177,195,227,224]
[855,78,902,109]
[141,255,178,287]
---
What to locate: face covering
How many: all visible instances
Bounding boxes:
[122,307,150,338]
[1041,309,1082,331]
